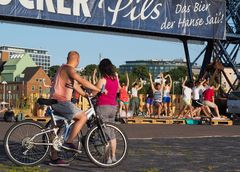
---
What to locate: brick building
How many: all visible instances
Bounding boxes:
[0,66,51,107]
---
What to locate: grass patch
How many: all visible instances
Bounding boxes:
[0,164,49,172]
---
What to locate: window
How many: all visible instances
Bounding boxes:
[39,86,42,94]
[32,86,35,91]
[36,79,38,82]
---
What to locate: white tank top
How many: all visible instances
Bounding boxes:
[131,87,138,97]
[163,86,170,97]
[192,86,200,100]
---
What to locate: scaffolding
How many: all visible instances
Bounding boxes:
[192,0,240,93]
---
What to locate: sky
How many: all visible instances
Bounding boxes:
[0,22,206,68]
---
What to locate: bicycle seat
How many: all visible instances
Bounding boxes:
[37,98,58,105]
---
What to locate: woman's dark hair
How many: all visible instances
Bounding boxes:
[186,81,194,88]
[99,58,116,78]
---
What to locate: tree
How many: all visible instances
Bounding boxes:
[48,65,60,78]
[132,66,149,80]
[81,64,98,77]
[166,66,187,82]
[165,66,188,95]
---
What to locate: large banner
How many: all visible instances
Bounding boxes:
[0,0,226,39]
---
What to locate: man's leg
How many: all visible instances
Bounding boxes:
[202,106,211,117]
[213,104,221,118]
[66,112,87,144]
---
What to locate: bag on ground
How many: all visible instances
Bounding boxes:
[4,110,15,122]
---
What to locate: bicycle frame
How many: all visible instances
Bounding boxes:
[27,96,109,149]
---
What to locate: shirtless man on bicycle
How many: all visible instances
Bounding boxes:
[49,51,104,166]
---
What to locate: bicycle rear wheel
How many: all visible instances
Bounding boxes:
[4,121,50,166]
[84,122,128,168]
[45,120,82,163]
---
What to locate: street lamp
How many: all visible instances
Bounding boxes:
[8,90,11,108]
[1,81,7,108]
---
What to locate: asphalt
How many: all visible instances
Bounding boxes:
[1,121,240,172]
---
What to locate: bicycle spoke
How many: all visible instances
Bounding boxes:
[85,123,128,167]
[4,121,50,165]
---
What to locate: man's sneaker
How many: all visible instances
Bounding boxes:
[49,158,69,167]
[62,142,82,153]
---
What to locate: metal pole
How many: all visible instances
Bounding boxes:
[3,84,5,104]
[173,82,175,95]
[2,81,7,109]
[182,40,193,82]
[8,91,10,107]
[199,40,214,79]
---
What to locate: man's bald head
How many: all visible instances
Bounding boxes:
[67,51,80,67]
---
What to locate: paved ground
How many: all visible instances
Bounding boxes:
[1,121,240,172]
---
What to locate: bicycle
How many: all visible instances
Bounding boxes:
[4,95,128,168]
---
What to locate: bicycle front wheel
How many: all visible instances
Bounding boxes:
[85,122,128,168]
[4,121,50,166]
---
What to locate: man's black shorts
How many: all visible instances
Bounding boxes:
[192,99,203,108]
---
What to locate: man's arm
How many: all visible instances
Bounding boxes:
[212,95,215,103]
[67,66,101,92]
[73,81,87,97]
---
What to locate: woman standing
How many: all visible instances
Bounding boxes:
[94,58,118,164]
[162,74,172,116]
[149,72,163,119]
[177,76,193,118]
[130,79,143,116]
[145,86,154,118]
[118,72,130,119]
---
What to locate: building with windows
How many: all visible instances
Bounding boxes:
[0,45,51,73]
[119,59,187,78]
[0,66,51,107]
[1,54,36,82]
